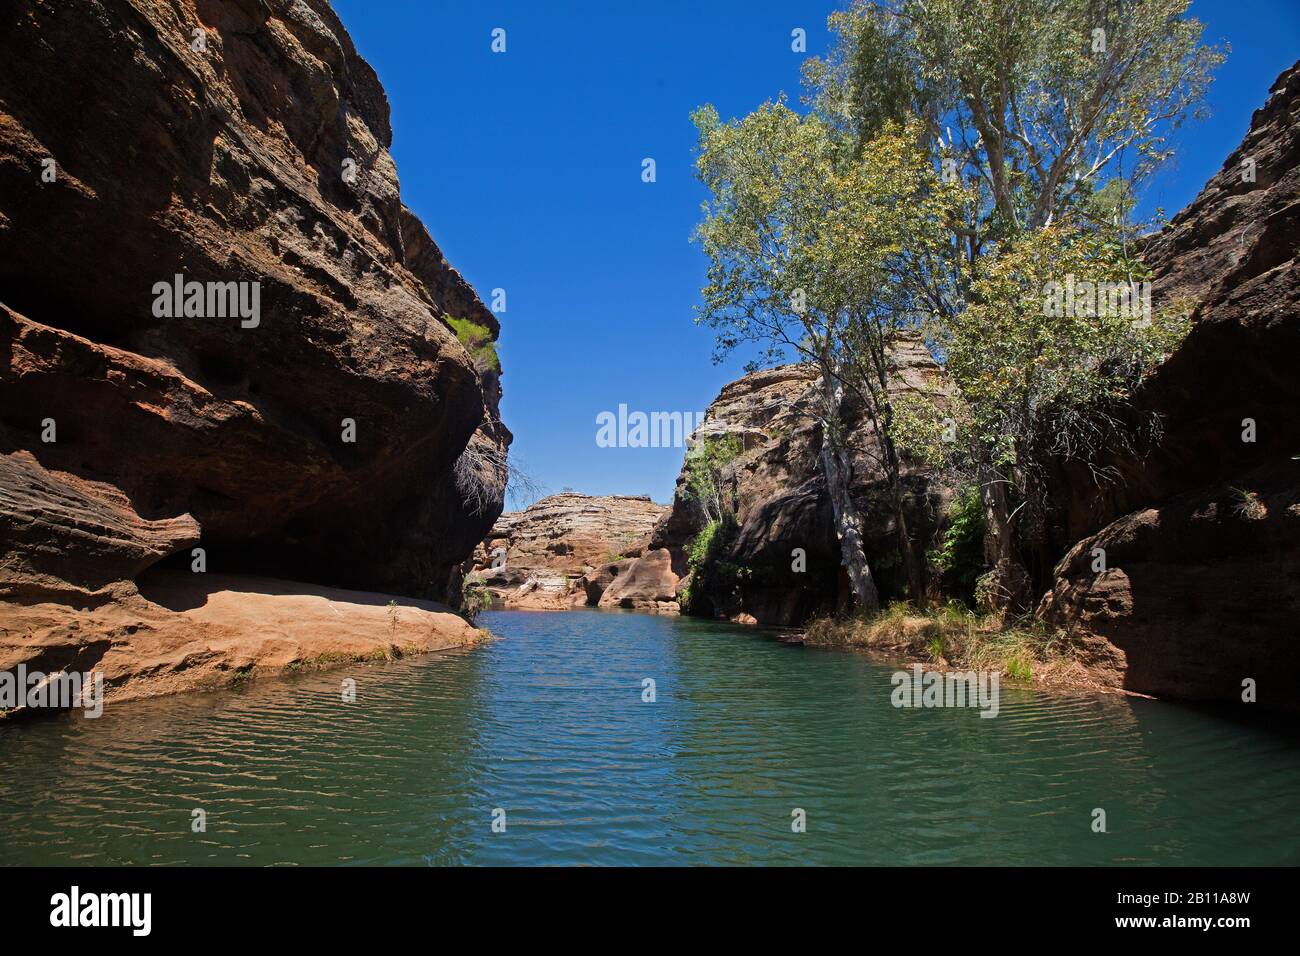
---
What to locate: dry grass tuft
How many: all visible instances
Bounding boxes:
[802,601,1097,688]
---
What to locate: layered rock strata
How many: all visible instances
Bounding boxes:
[471,492,670,610]
[1041,61,1300,708]
[0,0,504,705]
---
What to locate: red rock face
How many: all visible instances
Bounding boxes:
[645,337,952,626]
[595,548,680,613]
[0,0,508,602]
[470,493,669,610]
[1042,61,1300,709]
[1041,463,1300,708]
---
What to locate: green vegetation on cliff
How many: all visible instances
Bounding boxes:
[448,316,500,374]
[680,514,748,616]
[927,485,986,606]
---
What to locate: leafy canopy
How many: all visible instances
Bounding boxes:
[805,0,1226,239]
[692,101,968,372]
[943,224,1190,468]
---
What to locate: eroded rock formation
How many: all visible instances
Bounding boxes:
[628,334,951,626]
[0,0,504,704]
[2,571,486,712]
[471,492,668,610]
[1041,61,1300,708]
[595,547,681,613]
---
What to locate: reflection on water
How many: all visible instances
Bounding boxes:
[1,609,1297,865]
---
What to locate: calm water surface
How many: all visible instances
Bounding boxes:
[1,609,1298,865]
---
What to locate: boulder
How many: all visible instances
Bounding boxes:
[597,549,680,612]
[580,558,637,604]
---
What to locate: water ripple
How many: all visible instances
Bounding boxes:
[1,610,1298,865]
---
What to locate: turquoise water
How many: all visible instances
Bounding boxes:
[1,609,1298,865]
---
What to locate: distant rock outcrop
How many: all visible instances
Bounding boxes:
[0,0,503,703]
[471,493,669,609]
[1041,61,1300,708]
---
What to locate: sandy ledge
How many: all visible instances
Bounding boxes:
[0,570,489,716]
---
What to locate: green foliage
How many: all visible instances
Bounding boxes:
[936,599,977,629]
[927,484,987,604]
[1228,487,1265,520]
[946,225,1190,469]
[447,317,500,374]
[459,578,494,622]
[682,435,741,523]
[680,515,748,616]
[686,518,724,569]
[691,101,969,372]
[806,0,1226,236]
[1007,655,1033,682]
[889,391,961,470]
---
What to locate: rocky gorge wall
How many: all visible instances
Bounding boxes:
[623,334,953,627]
[0,0,504,706]
[1040,60,1300,707]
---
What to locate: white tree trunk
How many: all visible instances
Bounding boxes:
[980,472,1030,612]
[818,371,880,614]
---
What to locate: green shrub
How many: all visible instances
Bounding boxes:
[680,514,747,615]
[1007,655,1033,682]
[459,578,494,622]
[683,435,741,524]
[447,317,500,373]
[928,483,987,604]
[803,604,1065,685]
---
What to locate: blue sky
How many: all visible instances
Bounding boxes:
[332,0,1299,507]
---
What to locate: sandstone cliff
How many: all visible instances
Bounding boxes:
[0,0,504,704]
[647,65,1300,710]
[1041,61,1300,707]
[628,334,951,626]
[471,492,670,610]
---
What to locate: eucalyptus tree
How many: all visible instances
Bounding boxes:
[692,101,964,610]
[683,435,742,526]
[803,0,1223,606]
